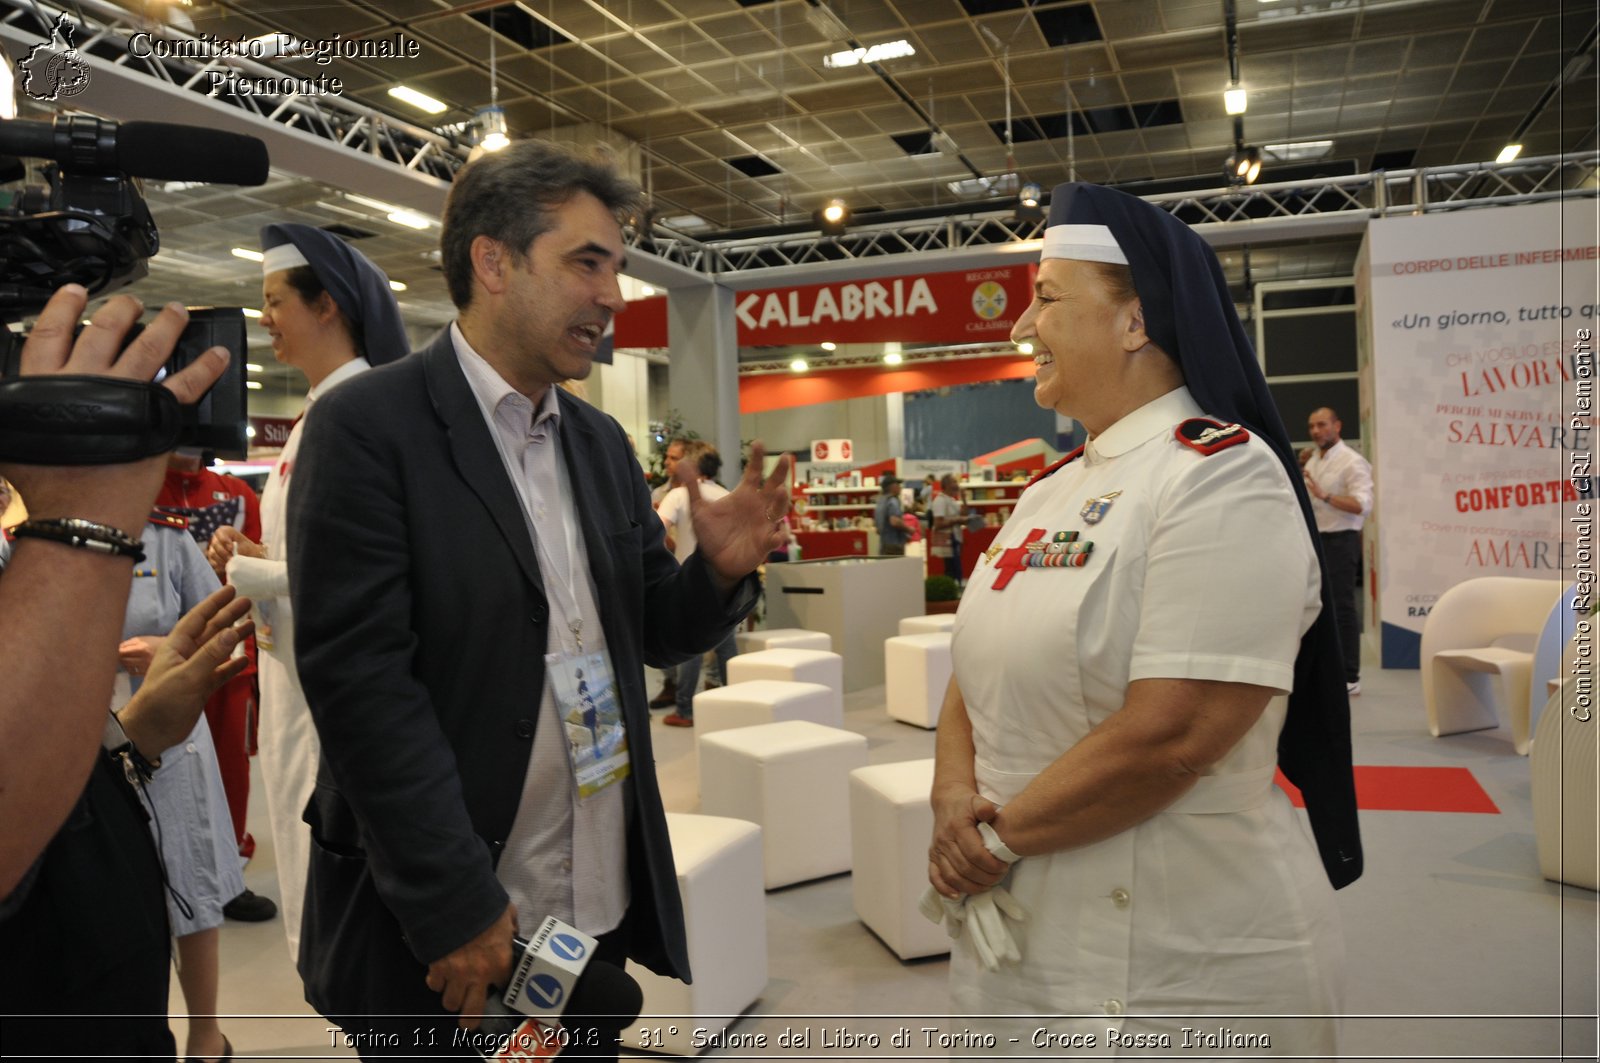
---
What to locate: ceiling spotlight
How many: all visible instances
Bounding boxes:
[821,341,837,351]
[389,280,408,292]
[1014,181,1044,223]
[241,308,262,319]
[790,358,810,373]
[1225,145,1263,185]
[476,105,510,152]
[816,198,851,236]
[1496,143,1523,164]
[231,247,264,262]
[883,351,903,366]
[1224,87,1248,115]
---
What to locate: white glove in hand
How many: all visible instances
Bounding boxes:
[968,821,1026,970]
[919,821,1029,969]
[917,886,967,940]
[963,885,1027,971]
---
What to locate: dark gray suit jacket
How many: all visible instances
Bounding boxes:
[287,328,753,1021]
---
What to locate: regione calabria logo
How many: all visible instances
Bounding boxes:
[20,14,91,101]
[971,280,1007,321]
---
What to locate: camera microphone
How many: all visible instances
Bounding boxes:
[0,116,269,186]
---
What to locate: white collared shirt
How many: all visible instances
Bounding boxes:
[657,479,729,564]
[1304,438,1373,533]
[451,323,628,938]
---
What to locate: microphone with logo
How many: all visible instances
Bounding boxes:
[468,916,643,1060]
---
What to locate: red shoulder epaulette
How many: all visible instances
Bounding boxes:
[1027,444,1086,487]
[1175,418,1250,456]
[148,509,189,531]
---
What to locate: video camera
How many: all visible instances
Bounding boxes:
[0,115,269,461]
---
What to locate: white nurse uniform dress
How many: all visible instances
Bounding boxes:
[949,386,1343,1056]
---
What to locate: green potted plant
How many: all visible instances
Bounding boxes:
[924,574,961,614]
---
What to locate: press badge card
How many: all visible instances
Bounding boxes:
[546,651,631,798]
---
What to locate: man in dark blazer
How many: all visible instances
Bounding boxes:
[287,140,791,1057]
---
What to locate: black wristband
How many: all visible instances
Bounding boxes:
[9,518,146,562]
[105,712,162,779]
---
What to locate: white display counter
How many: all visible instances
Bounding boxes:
[763,556,923,691]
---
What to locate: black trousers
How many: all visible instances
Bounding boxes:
[1320,530,1363,683]
[1,755,177,1061]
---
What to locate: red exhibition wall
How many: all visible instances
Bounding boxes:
[740,358,1037,414]
[614,263,1040,411]
[614,264,1033,348]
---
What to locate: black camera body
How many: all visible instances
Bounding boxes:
[0,308,249,461]
[0,116,268,462]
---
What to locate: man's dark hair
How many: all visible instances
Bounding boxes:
[440,139,643,310]
[696,447,722,482]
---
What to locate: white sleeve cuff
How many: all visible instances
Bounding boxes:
[226,554,291,598]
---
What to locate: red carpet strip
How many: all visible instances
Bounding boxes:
[1274,766,1500,814]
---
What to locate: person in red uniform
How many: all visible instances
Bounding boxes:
[156,450,277,921]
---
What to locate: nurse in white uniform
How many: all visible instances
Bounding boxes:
[926,183,1362,1056]
[207,224,408,959]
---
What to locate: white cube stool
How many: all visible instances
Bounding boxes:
[849,758,948,960]
[899,614,956,636]
[735,627,833,654]
[726,648,844,705]
[884,632,952,729]
[626,813,767,1055]
[694,679,843,735]
[701,720,868,889]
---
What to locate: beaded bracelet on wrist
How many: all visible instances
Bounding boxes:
[9,518,146,563]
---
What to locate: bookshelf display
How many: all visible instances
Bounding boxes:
[795,484,879,559]
[956,478,1028,580]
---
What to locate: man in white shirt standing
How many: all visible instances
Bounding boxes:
[656,441,737,727]
[1303,407,1373,695]
[648,437,689,709]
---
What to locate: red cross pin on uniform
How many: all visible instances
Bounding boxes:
[990,528,1095,588]
[992,528,1047,589]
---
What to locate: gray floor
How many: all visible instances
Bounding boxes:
[176,641,1599,1061]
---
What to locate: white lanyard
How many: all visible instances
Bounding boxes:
[521,422,588,655]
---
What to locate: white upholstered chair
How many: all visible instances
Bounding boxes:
[1421,577,1568,755]
[1531,633,1599,890]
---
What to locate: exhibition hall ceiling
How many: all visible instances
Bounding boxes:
[6,0,1596,379]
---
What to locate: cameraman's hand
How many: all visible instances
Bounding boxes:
[117,585,253,758]
[207,524,265,580]
[0,285,229,535]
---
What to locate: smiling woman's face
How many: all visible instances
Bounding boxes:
[260,269,334,370]
[1010,258,1138,431]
